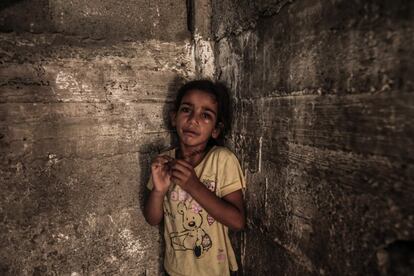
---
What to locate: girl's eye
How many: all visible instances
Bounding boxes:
[180,107,190,113]
[202,113,211,120]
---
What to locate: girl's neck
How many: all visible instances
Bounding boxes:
[177,144,211,167]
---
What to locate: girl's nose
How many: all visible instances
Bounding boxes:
[187,112,199,125]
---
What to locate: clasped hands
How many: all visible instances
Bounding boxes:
[151,155,200,194]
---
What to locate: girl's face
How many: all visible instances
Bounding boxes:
[172,89,220,149]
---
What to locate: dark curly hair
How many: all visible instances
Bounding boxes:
[173,80,232,146]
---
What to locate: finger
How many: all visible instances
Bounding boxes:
[171,169,186,180]
[171,167,186,176]
[160,155,174,162]
[160,165,172,176]
[152,159,165,168]
[153,156,175,169]
[171,176,183,186]
[171,163,190,175]
[173,159,194,170]
[151,162,162,170]
[153,154,173,162]
[157,155,174,164]
[171,175,181,184]
[175,159,193,169]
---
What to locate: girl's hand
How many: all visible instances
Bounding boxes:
[151,155,174,194]
[171,159,200,192]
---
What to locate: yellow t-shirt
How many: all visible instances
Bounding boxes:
[147,146,246,276]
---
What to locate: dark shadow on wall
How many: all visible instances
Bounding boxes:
[0,0,51,33]
[163,76,187,139]
[0,0,26,10]
[136,76,186,273]
[137,76,186,212]
[377,240,414,276]
[137,136,169,275]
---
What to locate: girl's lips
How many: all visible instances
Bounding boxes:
[182,129,199,136]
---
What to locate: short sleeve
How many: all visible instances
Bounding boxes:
[219,152,246,197]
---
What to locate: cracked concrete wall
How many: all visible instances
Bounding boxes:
[0,1,193,275]
[212,0,414,275]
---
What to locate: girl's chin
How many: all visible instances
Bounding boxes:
[179,139,208,148]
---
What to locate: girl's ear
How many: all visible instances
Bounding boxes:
[211,122,222,139]
[170,111,177,127]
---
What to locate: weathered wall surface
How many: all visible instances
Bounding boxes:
[0,1,192,275]
[213,0,414,275]
[0,0,189,41]
[2,0,414,275]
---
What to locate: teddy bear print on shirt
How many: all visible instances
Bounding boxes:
[170,201,212,258]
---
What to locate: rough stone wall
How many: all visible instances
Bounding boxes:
[0,1,192,275]
[213,0,414,275]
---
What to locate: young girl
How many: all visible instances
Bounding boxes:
[144,80,245,276]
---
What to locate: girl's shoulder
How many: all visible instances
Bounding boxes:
[208,146,239,161]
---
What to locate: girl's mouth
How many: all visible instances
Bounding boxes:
[182,129,199,136]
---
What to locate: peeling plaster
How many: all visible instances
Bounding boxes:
[193,33,215,78]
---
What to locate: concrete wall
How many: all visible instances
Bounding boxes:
[2,0,414,275]
[212,0,414,275]
[0,0,189,41]
[0,1,193,275]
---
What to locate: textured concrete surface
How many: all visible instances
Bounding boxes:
[2,0,414,275]
[213,0,414,275]
[0,0,189,41]
[190,0,215,78]
[0,1,193,275]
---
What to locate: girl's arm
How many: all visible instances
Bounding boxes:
[171,160,245,231]
[143,155,172,225]
[189,183,245,231]
[144,189,166,225]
